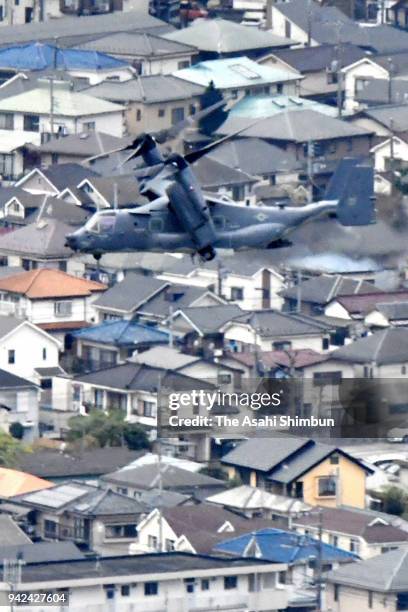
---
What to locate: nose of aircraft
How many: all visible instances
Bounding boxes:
[65,233,78,250]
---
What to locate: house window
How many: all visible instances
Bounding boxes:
[322,337,330,350]
[143,401,156,418]
[218,372,232,385]
[23,114,40,132]
[104,585,115,600]
[318,476,337,497]
[350,538,359,553]
[277,83,283,94]
[201,579,210,591]
[0,154,14,179]
[42,347,47,360]
[230,287,244,301]
[178,60,190,69]
[83,121,95,132]
[44,519,57,537]
[8,349,15,364]
[368,590,373,608]
[313,371,342,386]
[330,453,339,465]
[285,19,291,38]
[185,578,195,594]
[232,185,245,201]
[0,6,3,19]
[165,538,175,551]
[334,584,339,602]
[144,582,158,596]
[402,366,407,375]
[54,301,72,317]
[158,108,165,117]
[148,535,158,549]
[0,113,14,129]
[136,109,142,121]
[121,585,130,597]
[171,107,185,125]
[117,487,128,495]
[224,576,237,590]
[105,524,137,538]
[333,535,338,547]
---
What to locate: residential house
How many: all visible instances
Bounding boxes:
[325,290,408,320]
[0,467,52,498]
[0,79,125,152]
[22,132,128,170]
[131,345,243,391]
[262,44,367,101]
[168,304,244,356]
[0,315,61,384]
[70,320,169,371]
[191,157,257,206]
[0,219,84,274]
[293,506,408,559]
[268,0,408,52]
[158,254,285,311]
[351,104,408,141]
[12,481,149,555]
[0,551,289,611]
[205,137,302,190]
[16,447,143,483]
[391,0,408,26]
[206,484,311,520]
[77,32,197,74]
[365,301,408,327]
[92,271,224,323]
[217,106,373,163]
[0,43,134,86]
[220,310,336,353]
[220,348,329,379]
[0,541,85,564]
[326,547,408,612]
[280,274,378,315]
[214,527,356,609]
[173,56,301,100]
[0,269,106,340]
[371,136,408,172]
[15,163,99,196]
[101,463,226,501]
[0,368,39,440]
[163,18,295,61]
[68,175,144,210]
[133,504,273,554]
[221,437,372,509]
[0,12,169,47]
[85,75,205,136]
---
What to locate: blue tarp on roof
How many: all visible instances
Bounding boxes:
[0,43,128,71]
[214,528,357,564]
[72,321,169,347]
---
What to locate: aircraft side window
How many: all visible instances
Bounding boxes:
[213,215,225,229]
[149,217,164,232]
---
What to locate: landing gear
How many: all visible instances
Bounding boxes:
[198,245,216,261]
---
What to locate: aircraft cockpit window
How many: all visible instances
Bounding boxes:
[87,214,116,234]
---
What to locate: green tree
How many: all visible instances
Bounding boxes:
[67,410,150,451]
[0,431,26,467]
[9,422,24,440]
[378,486,408,516]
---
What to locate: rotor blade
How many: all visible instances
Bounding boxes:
[152,98,229,144]
[83,137,137,163]
[184,118,262,164]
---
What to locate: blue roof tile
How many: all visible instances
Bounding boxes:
[72,321,169,347]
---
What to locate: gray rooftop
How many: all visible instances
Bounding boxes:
[0,515,31,546]
[0,314,24,339]
[332,327,408,365]
[327,548,408,591]
[207,137,300,176]
[137,284,221,320]
[232,310,334,338]
[0,542,84,564]
[192,156,256,188]
[85,75,205,104]
[280,275,377,305]
[376,301,408,320]
[77,32,197,57]
[0,11,172,47]
[93,272,167,313]
[28,132,128,158]
[164,18,295,52]
[361,104,408,132]
[271,43,367,73]
[103,463,225,490]
[218,109,371,142]
[0,219,74,259]
[175,304,244,334]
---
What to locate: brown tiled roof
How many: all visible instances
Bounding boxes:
[294,507,408,544]
[335,291,408,315]
[38,321,90,331]
[0,269,106,299]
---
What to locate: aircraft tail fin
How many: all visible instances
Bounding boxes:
[325,158,376,226]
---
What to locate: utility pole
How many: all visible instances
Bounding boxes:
[307,141,314,202]
[390,117,395,171]
[307,0,312,46]
[316,507,323,612]
[388,57,394,104]
[156,374,164,553]
[49,38,58,139]
[296,269,302,313]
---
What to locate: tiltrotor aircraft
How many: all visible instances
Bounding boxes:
[65,123,376,262]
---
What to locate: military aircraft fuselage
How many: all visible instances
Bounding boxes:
[65,198,339,256]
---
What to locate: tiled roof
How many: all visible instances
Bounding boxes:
[0,269,106,299]
[0,467,53,498]
[335,291,408,315]
[72,320,169,347]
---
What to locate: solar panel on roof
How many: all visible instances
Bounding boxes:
[24,485,87,508]
[229,64,260,79]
